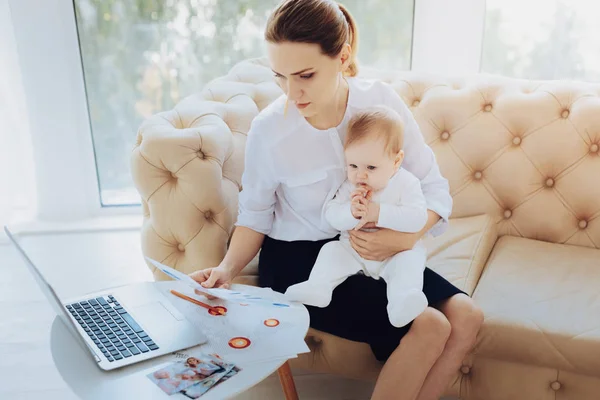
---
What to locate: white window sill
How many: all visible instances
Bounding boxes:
[2,213,143,243]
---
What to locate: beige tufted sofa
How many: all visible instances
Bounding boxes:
[131,57,600,400]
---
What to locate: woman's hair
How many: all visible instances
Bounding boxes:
[345,105,404,157]
[265,0,359,77]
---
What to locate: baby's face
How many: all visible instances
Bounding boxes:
[345,137,401,192]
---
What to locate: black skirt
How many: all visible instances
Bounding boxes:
[258,235,467,361]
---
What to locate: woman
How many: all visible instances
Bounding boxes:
[191,1,484,399]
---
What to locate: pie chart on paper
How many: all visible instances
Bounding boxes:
[228,337,251,349]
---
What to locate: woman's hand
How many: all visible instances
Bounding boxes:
[189,264,234,299]
[349,210,440,260]
[348,228,420,261]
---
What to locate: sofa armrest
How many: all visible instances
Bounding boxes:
[130,59,282,280]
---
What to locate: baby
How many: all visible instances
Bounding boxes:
[285,105,429,328]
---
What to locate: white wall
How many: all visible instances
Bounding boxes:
[0,0,36,240]
[8,0,103,224]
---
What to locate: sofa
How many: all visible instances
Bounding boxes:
[131,57,600,399]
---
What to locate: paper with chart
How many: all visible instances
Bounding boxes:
[147,257,292,308]
[159,283,310,364]
[148,259,309,364]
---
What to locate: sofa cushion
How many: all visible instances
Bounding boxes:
[424,214,498,295]
[459,356,600,400]
[473,236,600,377]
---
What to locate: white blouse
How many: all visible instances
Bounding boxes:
[235,77,452,242]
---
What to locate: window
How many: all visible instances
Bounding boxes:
[482,0,600,82]
[73,0,414,207]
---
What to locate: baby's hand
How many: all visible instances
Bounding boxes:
[351,187,370,202]
[350,199,369,219]
[354,201,380,230]
[351,196,368,219]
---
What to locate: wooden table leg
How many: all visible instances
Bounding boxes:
[277,361,299,400]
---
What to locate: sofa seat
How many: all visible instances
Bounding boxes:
[459,356,600,400]
[473,236,600,378]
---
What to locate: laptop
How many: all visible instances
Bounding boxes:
[4,226,207,371]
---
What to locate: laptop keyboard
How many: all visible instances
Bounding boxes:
[66,295,159,362]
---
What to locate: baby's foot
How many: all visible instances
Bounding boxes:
[285,281,333,307]
[387,289,428,327]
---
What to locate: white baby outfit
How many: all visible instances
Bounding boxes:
[285,168,429,327]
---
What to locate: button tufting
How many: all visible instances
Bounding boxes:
[579,220,588,229]
[204,211,212,220]
[561,109,570,119]
[474,171,483,180]
[550,381,561,391]
[545,178,555,188]
[441,131,450,140]
[512,136,522,146]
[483,104,492,112]
[504,209,512,219]
[197,150,205,159]
[307,335,322,346]
[590,143,599,153]
[171,172,177,179]
[412,99,420,107]
[177,243,185,252]
[460,365,471,375]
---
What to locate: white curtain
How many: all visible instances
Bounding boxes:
[0,0,36,239]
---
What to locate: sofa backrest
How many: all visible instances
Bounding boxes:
[133,58,600,274]
[361,69,600,249]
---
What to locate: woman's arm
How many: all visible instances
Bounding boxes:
[221,226,265,277]
[190,226,265,291]
[195,117,278,281]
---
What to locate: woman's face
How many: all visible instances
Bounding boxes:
[267,41,349,119]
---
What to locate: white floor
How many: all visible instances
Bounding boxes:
[0,229,376,400]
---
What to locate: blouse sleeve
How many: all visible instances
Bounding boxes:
[382,83,453,236]
[235,118,279,235]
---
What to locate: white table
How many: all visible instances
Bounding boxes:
[11,232,309,400]
[49,287,309,400]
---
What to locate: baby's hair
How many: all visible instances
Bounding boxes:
[345,105,404,157]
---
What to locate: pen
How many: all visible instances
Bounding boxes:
[170,289,226,315]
